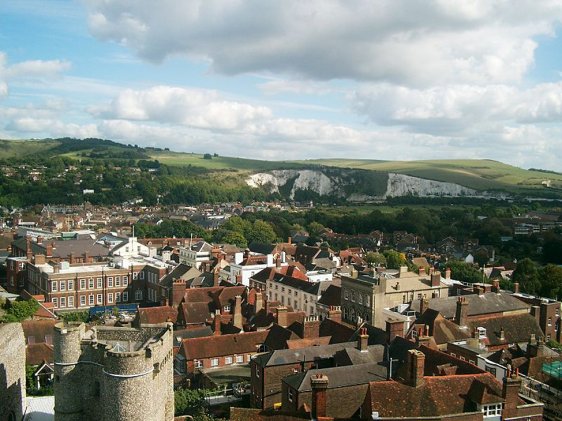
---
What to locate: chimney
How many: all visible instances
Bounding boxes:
[233,295,243,330]
[357,327,369,352]
[398,266,408,277]
[420,296,429,315]
[386,319,404,344]
[69,252,75,264]
[499,327,505,342]
[513,282,520,294]
[213,311,221,336]
[172,281,186,306]
[276,306,288,328]
[445,267,451,280]
[37,236,44,244]
[287,236,292,244]
[255,290,263,313]
[275,256,281,269]
[26,236,32,260]
[303,316,320,339]
[502,368,522,420]
[311,374,329,419]
[406,349,425,388]
[34,254,46,265]
[418,266,425,276]
[455,297,469,326]
[213,270,220,288]
[416,325,432,347]
[53,264,60,274]
[492,279,500,293]
[431,271,441,287]
[46,242,54,258]
[327,306,341,322]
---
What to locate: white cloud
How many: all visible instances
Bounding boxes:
[6,118,99,138]
[85,0,562,86]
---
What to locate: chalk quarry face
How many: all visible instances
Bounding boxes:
[246,169,486,202]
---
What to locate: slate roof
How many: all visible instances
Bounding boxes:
[317,285,341,307]
[264,324,300,350]
[272,275,322,295]
[410,292,530,320]
[159,263,201,289]
[14,238,111,259]
[413,309,471,345]
[180,330,268,360]
[283,362,386,392]
[254,342,357,367]
[319,318,356,344]
[466,313,544,347]
[333,344,386,366]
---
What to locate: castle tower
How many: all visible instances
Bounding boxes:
[54,322,87,421]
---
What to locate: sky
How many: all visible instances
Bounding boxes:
[2,1,562,170]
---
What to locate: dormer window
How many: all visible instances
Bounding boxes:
[224,304,231,312]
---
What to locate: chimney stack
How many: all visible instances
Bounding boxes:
[386,319,404,344]
[303,316,320,339]
[327,306,341,322]
[499,326,505,342]
[213,311,221,336]
[26,236,32,260]
[34,254,46,265]
[513,282,520,294]
[431,271,441,287]
[37,236,43,244]
[418,266,425,276]
[69,252,75,264]
[46,242,54,258]
[492,279,500,293]
[502,368,522,420]
[276,306,288,328]
[445,267,451,280]
[455,297,469,326]
[420,296,429,315]
[255,290,263,314]
[233,295,243,330]
[311,374,329,419]
[358,327,369,352]
[406,349,425,388]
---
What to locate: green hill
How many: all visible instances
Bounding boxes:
[1,138,561,199]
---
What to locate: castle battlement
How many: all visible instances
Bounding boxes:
[53,322,174,421]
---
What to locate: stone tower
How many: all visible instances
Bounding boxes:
[54,322,174,421]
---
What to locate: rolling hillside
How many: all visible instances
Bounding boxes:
[1,138,561,199]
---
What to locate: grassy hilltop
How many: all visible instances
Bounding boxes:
[1,137,561,198]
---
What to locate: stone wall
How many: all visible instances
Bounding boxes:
[0,323,26,421]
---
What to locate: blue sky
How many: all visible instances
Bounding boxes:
[2,1,562,170]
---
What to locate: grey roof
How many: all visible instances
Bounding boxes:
[410,292,530,319]
[254,342,357,367]
[283,362,387,391]
[274,275,322,295]
[333,344,386,366]
[317,285,341,307]
[159,263,201,288]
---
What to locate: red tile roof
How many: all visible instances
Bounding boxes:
[137,306,178,324]
[180,330,268,360]
[26,342,54,365]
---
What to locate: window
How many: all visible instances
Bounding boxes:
[358,294,363,305]
[52,297,58,308]
[365,295,370,307]
[68,296,74,308]
[68,280,74,291]
[107,293,113,304]
[344,289,349,300]
[89,294,94,305]
[288,389,294,403]
[482,403,502,417]
[80,279,86,289]
[211,358,219,367]
[52,281,57,292]
[123,276,128,286]
[96,294,103,304]
[351,291,355,302]
[135,290,143,301]
[115,292,121,303]
[60,296,66,308]
[194,359,202,369]
[96,278,102,289]
[122,292,128,302]
[139,271,145,280]
[108,277,113,287]
[88,278,94,289]
[80,296,86,306]
[60,281,66,291]
[225,356,233,365]
[236,355,244,363]
[548,317,552,326]
[115,276,120,287]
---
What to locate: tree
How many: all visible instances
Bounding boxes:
[383,249,407,270]
[1,299,39,322]
[446,261,483,284]
[203,153,212,160]
[246,220,278,244]
[174,388,207,416]
[365,252,386,267]
[540,264,562,299]
[512,258,541,295]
